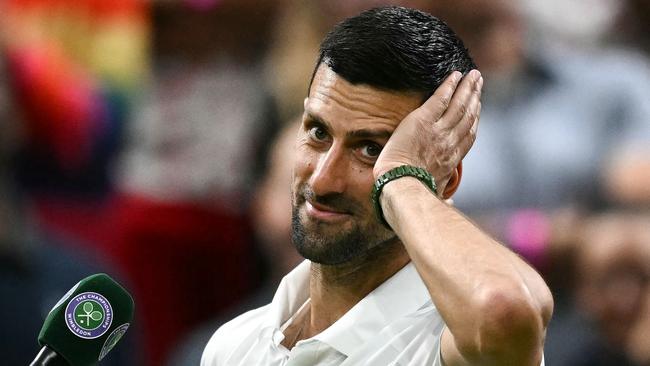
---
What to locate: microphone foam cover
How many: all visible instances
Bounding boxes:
[38,273,135,366]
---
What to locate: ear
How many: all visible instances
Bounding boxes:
[442,162,462,199]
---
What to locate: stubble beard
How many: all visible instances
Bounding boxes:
[290,186,397,265]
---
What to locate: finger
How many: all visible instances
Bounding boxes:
[455,77,482,140]
[417,71,463,122]
[441,70,481,129]
[440,70,481,129]
[457,109,480,159]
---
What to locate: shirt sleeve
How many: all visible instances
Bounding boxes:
[436,337,547,366]
[200,329,222,366]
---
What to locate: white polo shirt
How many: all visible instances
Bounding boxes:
[201,260,544,365]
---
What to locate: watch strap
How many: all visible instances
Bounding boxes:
[371,165,438,230]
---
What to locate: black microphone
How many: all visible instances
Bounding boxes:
[30,274,135,366]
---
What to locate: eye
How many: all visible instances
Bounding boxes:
[360,142,382,158]
[308,126,329,141]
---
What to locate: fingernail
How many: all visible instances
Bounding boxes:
[453,71,462,81]
[477,76,484,90]
[472,69,481,80]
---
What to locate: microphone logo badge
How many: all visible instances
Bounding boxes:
[99,323,130,361]
[65,292,114,339]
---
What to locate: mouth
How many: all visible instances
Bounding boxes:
[305,200,351,221]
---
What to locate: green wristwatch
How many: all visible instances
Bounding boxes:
[371,165,438,230]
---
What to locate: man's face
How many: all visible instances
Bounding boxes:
[291,64,421,265]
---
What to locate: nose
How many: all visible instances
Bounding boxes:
[309,143,348,196]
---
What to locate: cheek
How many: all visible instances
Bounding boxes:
[348,164,376,211]
[294,145,316,178]
[291,146,315,192]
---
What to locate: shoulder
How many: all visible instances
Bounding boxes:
[201,304,271,366]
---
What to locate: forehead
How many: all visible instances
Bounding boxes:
[305,64,422,131]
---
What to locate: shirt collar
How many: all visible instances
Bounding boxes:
[313,261,431,356]
[267,259,432,357]
[264,260,311,330]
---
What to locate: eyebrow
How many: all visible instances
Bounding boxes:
[305,113,392,140]
[346,129,392,140]
[305,113,330,129]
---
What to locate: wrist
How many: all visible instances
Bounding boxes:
[380,176,428,213]
[371,165,438,229]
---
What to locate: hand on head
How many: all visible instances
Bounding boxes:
[374,70,483,198]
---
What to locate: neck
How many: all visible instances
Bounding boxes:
[306,238,410,336]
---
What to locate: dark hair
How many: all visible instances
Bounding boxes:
[309,6,476,99]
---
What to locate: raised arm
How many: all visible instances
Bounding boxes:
[374,70,553,366]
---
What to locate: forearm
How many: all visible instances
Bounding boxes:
[381,177,552,362]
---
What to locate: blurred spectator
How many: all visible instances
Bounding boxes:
[167,119,302,366]
[109,1,282,365]
[603,147,650,206]
[3,0,283,364]
[1,0,149,256]
[522,0,622,51]
[1,1,149,363]
[607,0,650,56]
[2,0,148,196]
[571,212,650,366]
[424,1,650,364]
[601,0,650,205]
[0,48,138,366]
[427,0,650,241]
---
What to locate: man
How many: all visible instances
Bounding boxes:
[572,212,650,366]
[202,6,553,366]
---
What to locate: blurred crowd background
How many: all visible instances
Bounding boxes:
[1,0,649,365]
